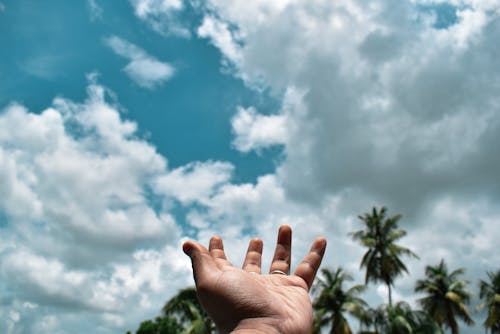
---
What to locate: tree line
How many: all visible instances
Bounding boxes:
[128,207,500,334]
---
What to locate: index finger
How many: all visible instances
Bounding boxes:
[293,237,327,290]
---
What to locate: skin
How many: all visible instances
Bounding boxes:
[183,225,327,334]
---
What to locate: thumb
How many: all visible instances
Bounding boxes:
[183,240,218,285]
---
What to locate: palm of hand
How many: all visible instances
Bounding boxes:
[183,226,326,334]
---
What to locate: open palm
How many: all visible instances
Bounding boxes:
[183,226,327,334]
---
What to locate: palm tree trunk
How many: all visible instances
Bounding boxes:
[387,283,392,307]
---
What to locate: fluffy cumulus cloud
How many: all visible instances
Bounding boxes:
[105,36,175,89]
[129,0,190,37]
[231,106,288,152]
[0,77,235,333]
[153,161,234,205]
[195,0,500,330]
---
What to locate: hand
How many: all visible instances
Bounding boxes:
[182,225,327,334]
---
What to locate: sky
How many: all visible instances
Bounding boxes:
[0,0,499,333]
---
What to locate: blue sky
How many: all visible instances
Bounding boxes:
[1,1,499,333]
[0,0,279,181]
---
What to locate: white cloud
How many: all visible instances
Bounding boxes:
[203,0,500,209]
[198,16,243,66]
[2,249,95,309]
[129,0,190,37]
[133,0,182,16]
[0,84,175,250]
[153,161,234,205]
[0,244,192,332]
[195,1,500,331]
[451,8,489,49]
[0,78,210,332]
[105,36,175,88]
[231,106,287,152]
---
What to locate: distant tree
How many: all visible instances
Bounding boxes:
[312,267,367,334]
[377,302,442,334]
[130,287,213,334]
[415,260,474,334]
[478,270,500,333]
[351,207,418,306]
[357,302,442,334]
[136,316,182,334]
[162,287,214,334]
[357,307,380,334]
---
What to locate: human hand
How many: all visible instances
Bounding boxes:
[182,225,327,334]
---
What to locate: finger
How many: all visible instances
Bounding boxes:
[209,236,232,268]
[294,237,327,290]
[242,238,263,274]
[209,236,227,260]
[183,240,220,286]
[269,225,292,274]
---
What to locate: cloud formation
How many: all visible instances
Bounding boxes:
[105,36,175,88]
[196,1,500,331]
[129,0,190,37]
[0,78,233,332]
[231,106,287,152]
[201,0,500,209]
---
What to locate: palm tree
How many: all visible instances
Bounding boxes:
[377,301,443,334]
[415,260,474,334]
[478,270,500,333]
[162,287,214,334]
[135,316,183,334]
[358,303,442,334]
[312,267,368,334]
[358,307,380,334]
[351,207,418,306]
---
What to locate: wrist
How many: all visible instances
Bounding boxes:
[228,317,282,334]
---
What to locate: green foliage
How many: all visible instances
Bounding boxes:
[351,207,418,306]
[365,302,443,334]
[415,259,474,334]
[313,267,368,334]
[130,287,213,334]
[136,316,182,334]
[162,287,214,334]
[478,270,500,333]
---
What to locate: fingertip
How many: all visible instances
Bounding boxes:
[277,225,292,246]
[251,237,263,246]
[209,236,224,250]
[316,237,327,248]
[248,238,263,252]
[182,241,195,256]
[312,237,327,255]
[279,224,292,233]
